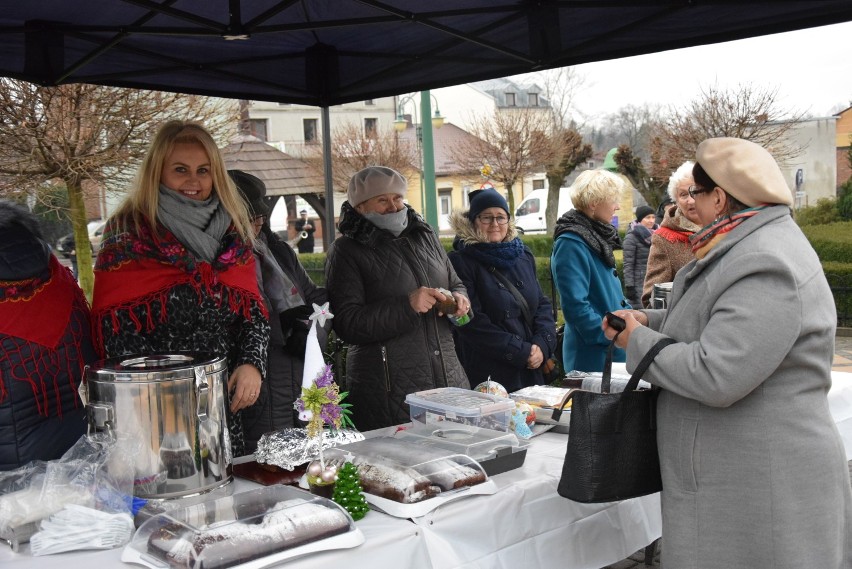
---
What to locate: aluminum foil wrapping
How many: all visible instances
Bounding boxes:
[254,429,364,471]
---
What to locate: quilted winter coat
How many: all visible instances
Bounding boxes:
[326,203,469,431]
[628,205,852,569]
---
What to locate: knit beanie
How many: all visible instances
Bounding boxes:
[696,138,793,207]
[467,188,509,221]
[635,205,655,222]
[347,166,407,207]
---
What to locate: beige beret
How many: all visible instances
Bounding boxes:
[696,138,793,207]
[347,166,407,207]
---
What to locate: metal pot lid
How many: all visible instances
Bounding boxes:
[86,352,227,382]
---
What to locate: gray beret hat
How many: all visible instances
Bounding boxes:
[347,166,407,207]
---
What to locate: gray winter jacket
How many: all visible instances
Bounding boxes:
[326,202,469,431]
[628,205,852,569]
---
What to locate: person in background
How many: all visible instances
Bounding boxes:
[294,209,315,254]
[0,200,97,470]
[447,188,556,392]
[229,170,330,452]
[92,120,270,457]
[58,232,79,279]
[551,169,629,372]
[326,166,470,431]
[604,138,852,569]
[622,204,656,308]
[640,161,703,307]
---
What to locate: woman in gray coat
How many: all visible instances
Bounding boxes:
[604,138,852,569]
[326,166,470,431]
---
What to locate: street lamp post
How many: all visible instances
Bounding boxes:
[394,91,444,229]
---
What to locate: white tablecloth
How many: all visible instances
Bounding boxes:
[3,371,850,569]
[0,432,661,569]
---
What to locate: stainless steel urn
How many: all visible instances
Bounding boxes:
[84,353,232,499]
[652,282,674,309]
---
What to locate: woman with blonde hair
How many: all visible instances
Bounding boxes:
[92,120,270,456]
[551,169,629,372]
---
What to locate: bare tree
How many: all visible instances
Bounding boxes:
[544,130,592,230]
[605,103,662,163]
[303,122,417,194]
[614,83,805,208]
[453,108,555,212]
[656,83,805,166]
[0,79,238,297]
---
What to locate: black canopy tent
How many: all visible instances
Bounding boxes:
[2,0,851,244]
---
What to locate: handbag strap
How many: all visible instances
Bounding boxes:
[552,335,676,420]
[489,266,533,330]
[620,337,677,399]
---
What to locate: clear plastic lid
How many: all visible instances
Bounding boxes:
[128,486,356,569]
[393,423,520,461]
[405,387,515,417]
[330,437,488,504]
[510,385,574,408]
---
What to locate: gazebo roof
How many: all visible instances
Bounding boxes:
[222,135,324,197]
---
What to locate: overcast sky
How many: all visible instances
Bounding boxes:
[568,20,852,124]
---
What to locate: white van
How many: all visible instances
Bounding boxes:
[514,188,573,234]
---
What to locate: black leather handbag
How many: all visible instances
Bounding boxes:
[554,336,676,503]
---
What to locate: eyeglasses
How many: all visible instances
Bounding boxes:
[252,214,267,224]
[477,214,509,225]
[687,185,712,199]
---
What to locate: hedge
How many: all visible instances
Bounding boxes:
[800,222,852,264]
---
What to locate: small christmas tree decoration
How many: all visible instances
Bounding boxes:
[332,462,369,521]
[295,303,355,497]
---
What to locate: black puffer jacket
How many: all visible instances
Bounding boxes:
[0,201,96,470]
[242,228,329,452]
[326,203,469,431]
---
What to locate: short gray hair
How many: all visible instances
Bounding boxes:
[667,161,695,201]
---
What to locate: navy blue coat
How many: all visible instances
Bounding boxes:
[448,240,556,393]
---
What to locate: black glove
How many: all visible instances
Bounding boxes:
[626,286,636,301]
[283,319,310,357]
[279,304,313,330]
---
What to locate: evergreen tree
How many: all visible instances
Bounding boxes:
[332,462,369,521]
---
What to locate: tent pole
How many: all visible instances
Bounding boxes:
[321,105,335,249]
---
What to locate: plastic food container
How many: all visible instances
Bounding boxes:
[405,387,515,431]
[122,486,363,569]
[331,437,488,503]
[394,423,520,461]
[394,423,529,476]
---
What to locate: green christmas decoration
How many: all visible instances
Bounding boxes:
[332,462,369,521]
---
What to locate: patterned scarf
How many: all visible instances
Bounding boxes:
[0,256,88,416]
[553,209,621,268]
[92,216,266,354]
[157,185,231,263]
[691,205,769,259]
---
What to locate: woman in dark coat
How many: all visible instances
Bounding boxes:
[0,200,97,470]
[229,170,329,452]
[448,189,556,392]
[622,204,656,307]
[326,166,470,431]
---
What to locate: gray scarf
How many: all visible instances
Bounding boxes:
[363,209,409,237]
[254,236,304,314]
[158,185,230,263]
